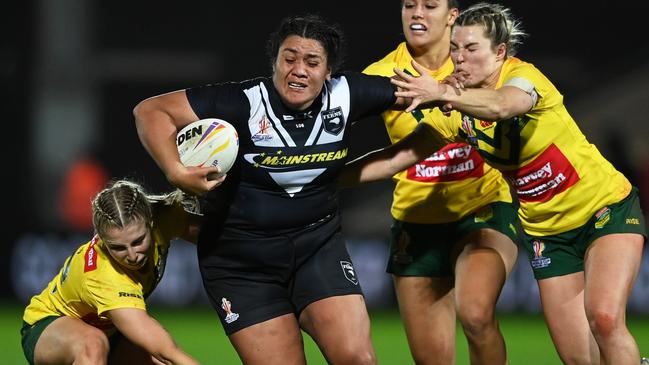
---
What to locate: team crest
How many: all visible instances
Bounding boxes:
[221,297,240,324]
[321,107,345,135]
[340,261,359,285]
[594,207,611,229]
[530,240,551,269]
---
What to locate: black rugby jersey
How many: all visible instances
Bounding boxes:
[187,72,396,230]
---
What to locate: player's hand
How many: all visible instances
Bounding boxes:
[167,163,225,196]
[391,60,446,113]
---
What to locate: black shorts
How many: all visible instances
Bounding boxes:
[198,213,363,335]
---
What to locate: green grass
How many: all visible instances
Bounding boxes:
[2,302,649,364]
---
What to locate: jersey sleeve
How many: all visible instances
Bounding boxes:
[185,80,254,128]
[85,272,146,315]
[342,72,397,120]
[501,61,562,113]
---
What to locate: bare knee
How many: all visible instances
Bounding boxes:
[328,345,376,365]
[458,304,495,340]
[587,307,623,339]
[72,329,110,363]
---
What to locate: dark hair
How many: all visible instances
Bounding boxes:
[266,14,346,74]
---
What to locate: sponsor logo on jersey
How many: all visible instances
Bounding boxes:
[252,115,274,142]
[244,148,348,170]
[479,120,495,129]
[406,143,484,182]
[594,207,611,229]
[340,261,359,285]
[221,297,240,324]
[84,236,100,272]
[118,291,142,299]
[504,144,580,203]
[321,107,345,135]
[531,240,552,269]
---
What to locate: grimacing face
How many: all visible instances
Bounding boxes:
[450,24,505,88]
[102,219,152,271]
[272,35,332,111]
[402,0,457,52]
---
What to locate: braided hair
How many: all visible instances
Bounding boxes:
[92,180,153,239]
[455,2,527,57]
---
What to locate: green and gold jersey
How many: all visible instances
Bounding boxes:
[426,57,631,235]
[23,203,189,334]
[364,42,512,224]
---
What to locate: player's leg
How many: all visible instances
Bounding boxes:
[454,228,517,365]
[300,294,376,365]
[538,273,600,365]
[31,316,110,365]
[584,233,644,364]
[108,333,165,365]
[384,219,457,365]
[393,275,456,365]
[229,314,307,365]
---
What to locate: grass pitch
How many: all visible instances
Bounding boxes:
[2,302,648,364]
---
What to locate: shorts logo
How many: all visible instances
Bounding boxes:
[340,261,359,285]
[393,231,413,264]
[626,218,640,225]
[221,298,240,324]
[321,107,345,135]
[474,205,494,223]
[594,207,611,229]
[531,240,551,269]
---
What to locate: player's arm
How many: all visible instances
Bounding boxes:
[107,307,201,365]
[133,91,221,195]
[339,123,438,187]
[392,60,534,119]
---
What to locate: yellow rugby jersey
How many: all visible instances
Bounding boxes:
[426,57,631,235]
[363,42,512,223]
[23,202,189,333]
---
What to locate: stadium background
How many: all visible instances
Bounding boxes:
[3,1,649,363]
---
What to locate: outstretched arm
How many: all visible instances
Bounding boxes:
[392,60,534,119]
[339,123,440,188]
[108,308,201,365]
[133,91,223,195]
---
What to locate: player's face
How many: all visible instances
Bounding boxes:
[450,25,506,88]
[401,0,457,52]
[102,220,152,271]
[272,35,332,111]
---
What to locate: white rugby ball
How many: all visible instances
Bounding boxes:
[176,118,239,179]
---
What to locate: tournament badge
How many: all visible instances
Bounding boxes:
[321,107,345,135]
[594,207,611,229]
[221,297,240,324]
[392,231,413,264]
[530,240,552,269]
[461,114,479,147]
[340,261,359,285]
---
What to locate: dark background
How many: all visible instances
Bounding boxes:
[3,1,649,301]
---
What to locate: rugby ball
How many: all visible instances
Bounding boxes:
[176,118,239,179]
